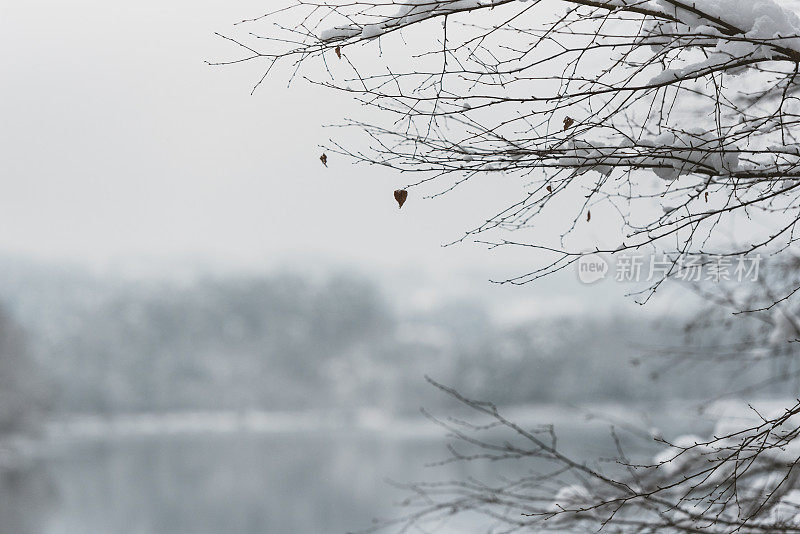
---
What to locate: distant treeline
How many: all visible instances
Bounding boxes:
[0,264,782,416]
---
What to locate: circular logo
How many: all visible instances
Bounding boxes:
[576,253,609,284]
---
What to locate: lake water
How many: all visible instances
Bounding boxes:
[0,405,713,534]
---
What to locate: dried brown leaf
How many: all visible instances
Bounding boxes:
[394,189,408,209]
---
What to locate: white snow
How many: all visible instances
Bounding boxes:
[320,0,800,51]
[319,0,507,42]
[645,0,800,83]
[549,484,593,513]
[769,307,799,345]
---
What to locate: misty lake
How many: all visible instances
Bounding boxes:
[0,405,713,534]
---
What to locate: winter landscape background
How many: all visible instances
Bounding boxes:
[0,255,786,533]
[3,0,800,532]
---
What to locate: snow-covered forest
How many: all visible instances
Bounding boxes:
[0,257,794,531]
[0,260,752,415]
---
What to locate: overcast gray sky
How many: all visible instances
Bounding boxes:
[0,2,515,265]
[0,0,685,317]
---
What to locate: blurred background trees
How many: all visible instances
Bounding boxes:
[0,306,44,436]
[0,259,783,418]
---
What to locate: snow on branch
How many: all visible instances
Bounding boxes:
[214,0,800,290]
[361,377,800,533]
[210,4,800,532]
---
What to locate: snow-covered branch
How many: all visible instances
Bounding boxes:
[214,0,800,289]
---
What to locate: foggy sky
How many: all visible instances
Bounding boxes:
[0,0,676,316]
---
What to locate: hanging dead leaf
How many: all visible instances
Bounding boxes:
[586,210,591,222]
[563,116,575,130]
[705,191,708,203]
[335,46,342,59]
[546,185,552,193]
[394,189,408,209]
[320,153,328,167]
